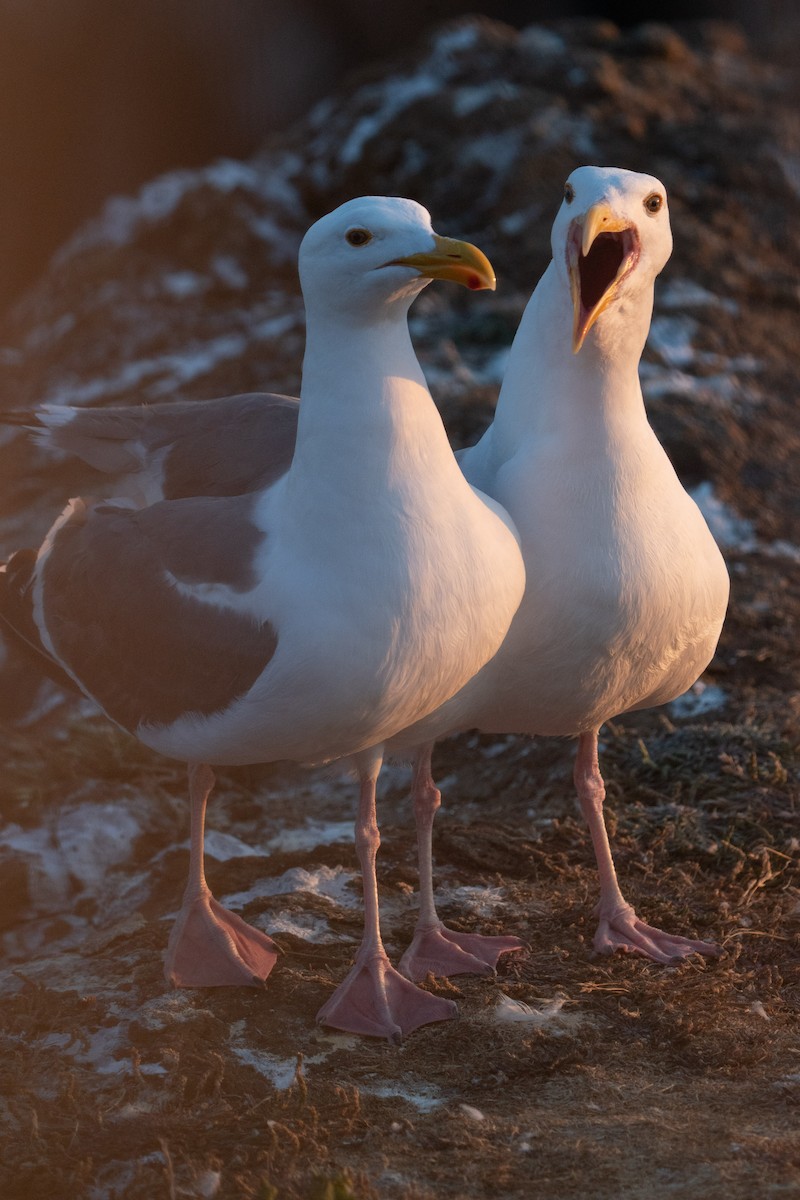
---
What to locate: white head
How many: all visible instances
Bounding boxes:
[298,196,495,323]
[550,166,673,353]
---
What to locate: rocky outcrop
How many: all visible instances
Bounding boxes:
[1,18,797,545]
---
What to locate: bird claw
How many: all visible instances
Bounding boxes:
[165,891,278,987]
[593,903,720,964]
[317,948,458,1040]
[399,922,526,981]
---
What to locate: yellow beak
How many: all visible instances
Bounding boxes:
[569,203,633,354]
[389,234,496,291]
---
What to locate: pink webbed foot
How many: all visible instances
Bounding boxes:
[317,949,458,1041]
[594,903,720,964]
[399,922,526,982]
[165,890,278,987]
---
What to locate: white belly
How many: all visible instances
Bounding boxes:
[391,437,729,749]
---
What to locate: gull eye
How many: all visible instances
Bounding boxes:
[644,193,663,214]
[563,182,575,204]
[346,228,372,247]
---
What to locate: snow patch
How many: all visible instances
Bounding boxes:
[56,156,303,264]
[37,1023,156,1077]
[222,864,359,909]
[518,26,566,57]
[162,271,207,299]
[647,316,760,376]
[765,540,800,564]
[266,819,353,853]
[40,302,303,410]
[690,482,755,550]
[669,681,728,719]
[464,129,525,189]
[212,255,248,289]
[231,1048,301,1090]
[266,911,341,944]
[482,739,513,759]
[682,483,798,567]
[24,313,76,353]
[333,24,479,170]
[428,23,480,58]
[641,366,741,406]
[204,829,262,861]
[0,799,144,910]
[362,1081,444,1112]
[338,74,441,166]
[148,334,249,395]
[530,106,596,156]
[250,313,298,341]
[647,315,698,369]
[443,885,508,918]
[9,679,72,728]
[231,1045,330,1090]
[659,278,738,313]
[452,81,518,117]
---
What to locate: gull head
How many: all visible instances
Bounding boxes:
[299,196,495,320]
[551,167,673,354]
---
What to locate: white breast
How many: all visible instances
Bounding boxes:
[390,423,728,750]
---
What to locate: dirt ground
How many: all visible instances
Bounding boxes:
[0,544,798,1199]
[0,14,798,1200]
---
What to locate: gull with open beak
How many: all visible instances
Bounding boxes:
[0,196,525,1041]
[390,167,730,981]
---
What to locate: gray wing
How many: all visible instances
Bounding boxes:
[39,493,279,735]
[12,392,299,501]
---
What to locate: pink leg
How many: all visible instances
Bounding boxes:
[574,731,719,963]
[317,746,457,1041]
[165,762,278,988]
[399,744,525,982]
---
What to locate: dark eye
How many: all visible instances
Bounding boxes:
[346,228,372,246]
[564,182,575,204]
[644,193,663,214]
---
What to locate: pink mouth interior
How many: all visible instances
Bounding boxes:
[579,231,627,310]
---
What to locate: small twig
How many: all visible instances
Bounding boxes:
[159,1139,176,1200]
[721,929,790,942]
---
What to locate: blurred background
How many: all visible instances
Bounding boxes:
[0,0,796,317]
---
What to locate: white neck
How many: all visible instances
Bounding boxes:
[284,303,461,514]
[477,262,654,469]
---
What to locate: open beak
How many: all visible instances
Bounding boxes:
[568,203,639,353]
[386,234,496,291]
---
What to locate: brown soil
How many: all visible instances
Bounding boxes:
[1,542,798,1199]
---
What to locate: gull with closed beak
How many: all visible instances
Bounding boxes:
[0,196,525,1041]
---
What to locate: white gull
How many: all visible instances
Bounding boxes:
[9,171,728,987]
[0,196,525,1041]
[389,167,730,981]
